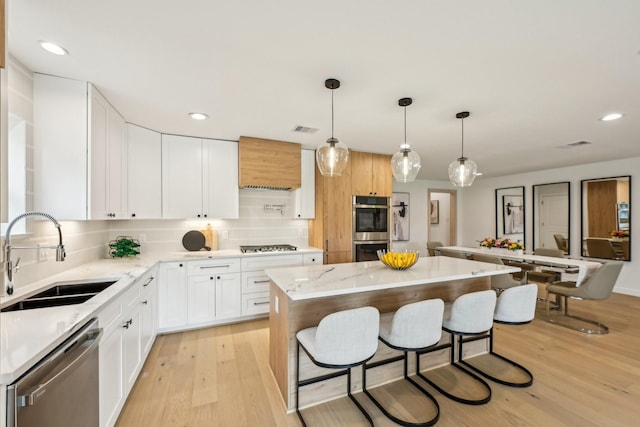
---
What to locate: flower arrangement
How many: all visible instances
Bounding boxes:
[610,230,629,238]
[479,237,524,251]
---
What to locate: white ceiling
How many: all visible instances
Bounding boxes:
[8,0,640,180]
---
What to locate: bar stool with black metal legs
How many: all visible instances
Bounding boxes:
[416,290,496,405]
[457,284,537,387]
[296,306,380,427]
[362,299,444,427]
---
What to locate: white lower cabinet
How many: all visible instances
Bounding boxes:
[157,261,188,330]
[99,267,157,427]
[158,258,241,332]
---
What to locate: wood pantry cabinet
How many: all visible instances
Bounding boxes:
[350,151,392,197]
[309,157,353,264]
[162,134,239,219]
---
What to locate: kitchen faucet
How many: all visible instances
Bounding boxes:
[3,212,66,296]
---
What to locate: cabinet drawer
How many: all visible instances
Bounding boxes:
[241,254,302,272]
[122,280,142,310]
[303,253,322,265]
[188,258,241,275]
[241,271,271,293]
[99,298,124,337]
[241,292,270,316]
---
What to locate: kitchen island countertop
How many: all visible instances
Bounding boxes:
[266,255,520,301]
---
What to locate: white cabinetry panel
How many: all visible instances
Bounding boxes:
[126,124,162,219]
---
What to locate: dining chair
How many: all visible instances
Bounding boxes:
[553,234,568,253]
[426,241,444,256]
[545,261,623,334]
[585,238,618,259]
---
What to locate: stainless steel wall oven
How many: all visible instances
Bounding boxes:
[353,195,390,261]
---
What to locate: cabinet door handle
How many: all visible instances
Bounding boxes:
[131,213,136,218]
[142,300,148,305]
[179,263,183,267]
[217,276,221,280]
[200,265,229,269]
[143,276,154,287]
[254,279,271,284]
[325,240,328,251]
[253,301,269,306]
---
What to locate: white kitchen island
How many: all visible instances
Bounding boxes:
[266,256,520,411]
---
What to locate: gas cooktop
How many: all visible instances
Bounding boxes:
[239,244,298,253]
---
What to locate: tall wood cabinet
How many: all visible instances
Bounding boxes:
[309,150,392,264]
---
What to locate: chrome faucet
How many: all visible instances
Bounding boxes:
[3,212,66,296]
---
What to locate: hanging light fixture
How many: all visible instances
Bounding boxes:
[391,98,421,182]
[316,78,349,177]
[448,111,478,187]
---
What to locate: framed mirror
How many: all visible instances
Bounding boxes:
[581,176,631,261]
[495,186,525,245]
[533,182,570,254]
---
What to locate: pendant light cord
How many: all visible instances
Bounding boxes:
[331,88,334,139]
[460,117,465,158]
[404,105,407,144]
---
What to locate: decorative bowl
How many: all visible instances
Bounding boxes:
[377,250,419,270]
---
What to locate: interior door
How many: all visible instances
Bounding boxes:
[539,193,569,249]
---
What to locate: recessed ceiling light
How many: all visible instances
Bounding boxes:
[189,112,209,120]
[39,40,69,55]
[601,113,623,121]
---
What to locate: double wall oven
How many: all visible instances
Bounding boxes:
[352,195,391,262]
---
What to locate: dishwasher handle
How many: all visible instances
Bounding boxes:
[18,327,103,407]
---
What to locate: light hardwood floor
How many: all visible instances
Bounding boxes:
[116,293,640,427]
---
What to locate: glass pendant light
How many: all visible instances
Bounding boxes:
[391,97,421,182]
[448,111,478,187]
[316,78,349,176]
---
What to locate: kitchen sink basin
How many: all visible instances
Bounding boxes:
[1,279,118,312]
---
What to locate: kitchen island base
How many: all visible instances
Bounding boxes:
[269,276,491,410]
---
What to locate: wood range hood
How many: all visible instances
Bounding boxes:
[238,136,302,191]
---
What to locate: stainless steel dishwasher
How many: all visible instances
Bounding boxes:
[6,318,102,427]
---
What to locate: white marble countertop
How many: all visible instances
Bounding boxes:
[266,256,520,301]
[439,246,602,285]
[0,247,321,385]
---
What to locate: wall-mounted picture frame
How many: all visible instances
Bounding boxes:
[392,192,410,241]
[430,200,439,224]
[503,195,524,234]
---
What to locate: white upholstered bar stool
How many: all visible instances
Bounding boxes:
[362,299,444,427]
[416,290,495,405]
[296,306,380,427]
[458,284,537,387]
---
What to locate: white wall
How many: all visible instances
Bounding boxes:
[429,192,451,245]
[391,179,455,253]
[458,157,640,296]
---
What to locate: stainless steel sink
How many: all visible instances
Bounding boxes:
[1,279,118,312]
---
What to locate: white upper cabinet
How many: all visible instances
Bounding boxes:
[89,84,127,219]
[34,73,88,220]
[293,149,316,219]
[162,134,204,218]
[203,138,239,219]
[126,124,162,219]
[33,75,127,220]
[162,135,239,219]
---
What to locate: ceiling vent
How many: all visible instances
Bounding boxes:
[558,141,592,149]
[292,125,319,134]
